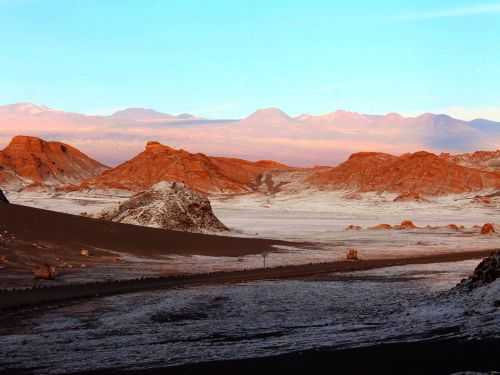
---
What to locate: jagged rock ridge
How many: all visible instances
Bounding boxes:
[83,141,289,193]
[307,151,500,195]
[456,251,500,290]
[441,150,500,172]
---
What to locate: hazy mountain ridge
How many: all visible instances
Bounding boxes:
[1,102,499,167]
[110,108,198,122]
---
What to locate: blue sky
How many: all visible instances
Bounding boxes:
[1,0,500,119]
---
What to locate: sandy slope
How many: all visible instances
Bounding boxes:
[0,203,305,287]
[0,203,289,257]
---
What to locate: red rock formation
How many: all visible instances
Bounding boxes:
[398,220,417,230]
[307,151,500,195]
[0,136,108,189]
[441,150,500,172]
[82,141,290,193]
[481,223,496,235]
[346,248,359,261]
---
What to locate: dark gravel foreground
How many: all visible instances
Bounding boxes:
[2,338,498,375]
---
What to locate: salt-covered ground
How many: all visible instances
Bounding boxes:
[212,189,500,236]
[6,190,131,217]
[2,259,499,374]
[212,190,500,262]
[5,189,500,275]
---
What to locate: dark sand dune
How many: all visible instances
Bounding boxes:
[0,204,296,257]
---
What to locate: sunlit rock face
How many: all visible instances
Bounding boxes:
[307,151,500,195]
[0,135,108,190]
[441,150,500,172]
[98,181,228,233]
[82,140,289,193]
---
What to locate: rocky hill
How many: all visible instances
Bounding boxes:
[98,181,228,232]
[441,150,500,172]
[82,141,289,193]
[456,251,500,290]
[307,151,500,195]
[3,134,500,197]
[0,136,108,190]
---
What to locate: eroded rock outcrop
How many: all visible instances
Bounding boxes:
[0,135,108,190]
[98,181,228,233]
[82,141,289,193]
[441,150,500,172]
[307,151,500,195]
[398,220,417,230]
[456,251,500,290]
[481,223,496,235]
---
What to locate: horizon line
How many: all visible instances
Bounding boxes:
[1,102,498,124]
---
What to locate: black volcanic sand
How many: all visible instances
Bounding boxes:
[5,338,497,375]
[0,203,301,257]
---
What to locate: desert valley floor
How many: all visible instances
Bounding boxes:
[2,189,500,373]
[7,188,500,275]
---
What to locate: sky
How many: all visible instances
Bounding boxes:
[1,0,500,119]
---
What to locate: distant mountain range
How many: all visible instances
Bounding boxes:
[110,108,198,122]
[1,103,499,167]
